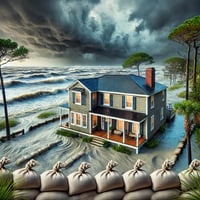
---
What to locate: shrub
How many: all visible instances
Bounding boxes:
[0,118,19,131]
[82,136,93,143]
[168,83,183,91]
[145,138,159,148]
[56,129,79,138]
[177,91,186,98]
[103,141,111,148]
[0,177,13,200]
[112,145,131,155]
[37,111,56,119]
[159,125,166,133]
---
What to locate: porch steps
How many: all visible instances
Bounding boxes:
[90,137,104,147]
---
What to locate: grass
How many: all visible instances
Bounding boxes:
[145,138,159,148]
[168,83,183,91]
[56,129,79,138]
[0,118,19,131]
[37,111,56,119]
[112,145,131,155]
[177,91,186,98]
[82,136,93,143]
[0,177,13,200]
[103,140,111,148]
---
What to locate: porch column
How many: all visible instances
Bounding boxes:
[59,108,62,125]
[136,132,139,147]
[89,114,91,134]
[107,118,109,139]
[123,120,125,143]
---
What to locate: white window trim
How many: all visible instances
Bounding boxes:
[71,111,87,128]
[125,95,132,109]
[73,91,82,105]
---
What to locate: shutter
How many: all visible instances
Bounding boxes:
[72,92,75,104]
[110,94,113,107]
[100,93,103,105]
[82,94,86,105]
[128,122,132,132]
[133,96,136,110]
[122,95,125,108]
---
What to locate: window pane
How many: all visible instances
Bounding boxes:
[126,96,132,108]
[82,115,87,127]
[104,93,110,105]
[76,93,81,104]
[76,113,81,125]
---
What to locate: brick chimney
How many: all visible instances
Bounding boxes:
[146,67,155,90]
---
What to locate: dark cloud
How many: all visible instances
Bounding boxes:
[0,0,199,66]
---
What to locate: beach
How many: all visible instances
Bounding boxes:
[0,65,198,175]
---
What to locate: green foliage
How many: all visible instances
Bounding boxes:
[103,140,111,148]
[0,177,13,200]
[195,129,200,149]
[178,91,186,98]
[0,118,19,131]
[37,111,56,119]
[190,78,200,102]
[112,145,131,155]
[56,129,79,138]
[174,100,195,115]
[159,125,166,133]
[82,136,93,143]
[168,83,183,91]
[145,138,159,148]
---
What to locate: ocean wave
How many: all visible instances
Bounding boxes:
[4,80,27,88]
[1,88,67,105]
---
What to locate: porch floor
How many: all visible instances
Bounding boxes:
[93,130,146,147]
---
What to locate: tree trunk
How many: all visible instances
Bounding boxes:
[193,41,199,91]
[0,67,10,140]
[184,115,192,165]
[185,43,191,100]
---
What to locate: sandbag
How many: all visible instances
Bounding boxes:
[178,159,200,191]
[36,192,69,200]
[123,188,153,200]
[150,159,180,191]
[67,162,96,195]
[71,191,97,200]
[95,160,124,193]
[94,189,125,200]
[40,161,68,192]
[13,189,40,200]
[0,157,13,184]
[122,159,151,192]
[151,189,180,200]
[13,159,40,190]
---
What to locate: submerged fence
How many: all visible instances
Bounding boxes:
[0,157,200,200]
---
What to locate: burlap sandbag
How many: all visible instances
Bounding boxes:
[13,189,40,200]
[13,159,40,190]
[0,157,13,184]
[67,162,96,195]
[95,160,124,193]
[94,189,125,200]
[150,159,180,191]
[122,159,151,192]
[151,189,180,200]
[40,161,68,192]
[70,191,97,200]
[123,188,153,200]
[36,192,69,200]
[178,159,200,191]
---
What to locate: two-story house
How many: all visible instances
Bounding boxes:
[59,67,167,154]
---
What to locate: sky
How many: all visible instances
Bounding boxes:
[0,0,199,67]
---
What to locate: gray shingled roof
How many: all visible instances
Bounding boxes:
[79,74,166,95]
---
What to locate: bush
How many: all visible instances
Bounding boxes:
[82,136,93,143]
[112,145,131,155]
[177,91,186,98]
[103,141,111,148]
[37,111,56,119]
[145,138,159,148]
[56,129,79,138]
[159,125,166,133]
[0,118,19,131]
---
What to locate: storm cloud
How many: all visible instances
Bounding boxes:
[0,0,199,66]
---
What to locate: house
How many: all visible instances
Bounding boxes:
[59,67,167,154]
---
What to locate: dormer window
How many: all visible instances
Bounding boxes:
[73,91,81,105]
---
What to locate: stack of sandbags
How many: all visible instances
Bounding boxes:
[36,161,69,200]
[13,159,40,200]
[95,160,124,200]
[67,162,97,199]
[150,159,181,200]
[122,159,153,200]
[179,159,200,199]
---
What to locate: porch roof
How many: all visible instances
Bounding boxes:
[91,106,146,122]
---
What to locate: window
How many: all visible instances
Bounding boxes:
[76,113,81,126]
[160,107,164,120]
[104,93,110,105]
[151,96,154,109]
[151,115,154,131]
[71,112,87,128]
[92,115,97,128]
[132,123,138,133]
[126,96,132,109]
[73,92,81,105]
[82,114,87,128]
